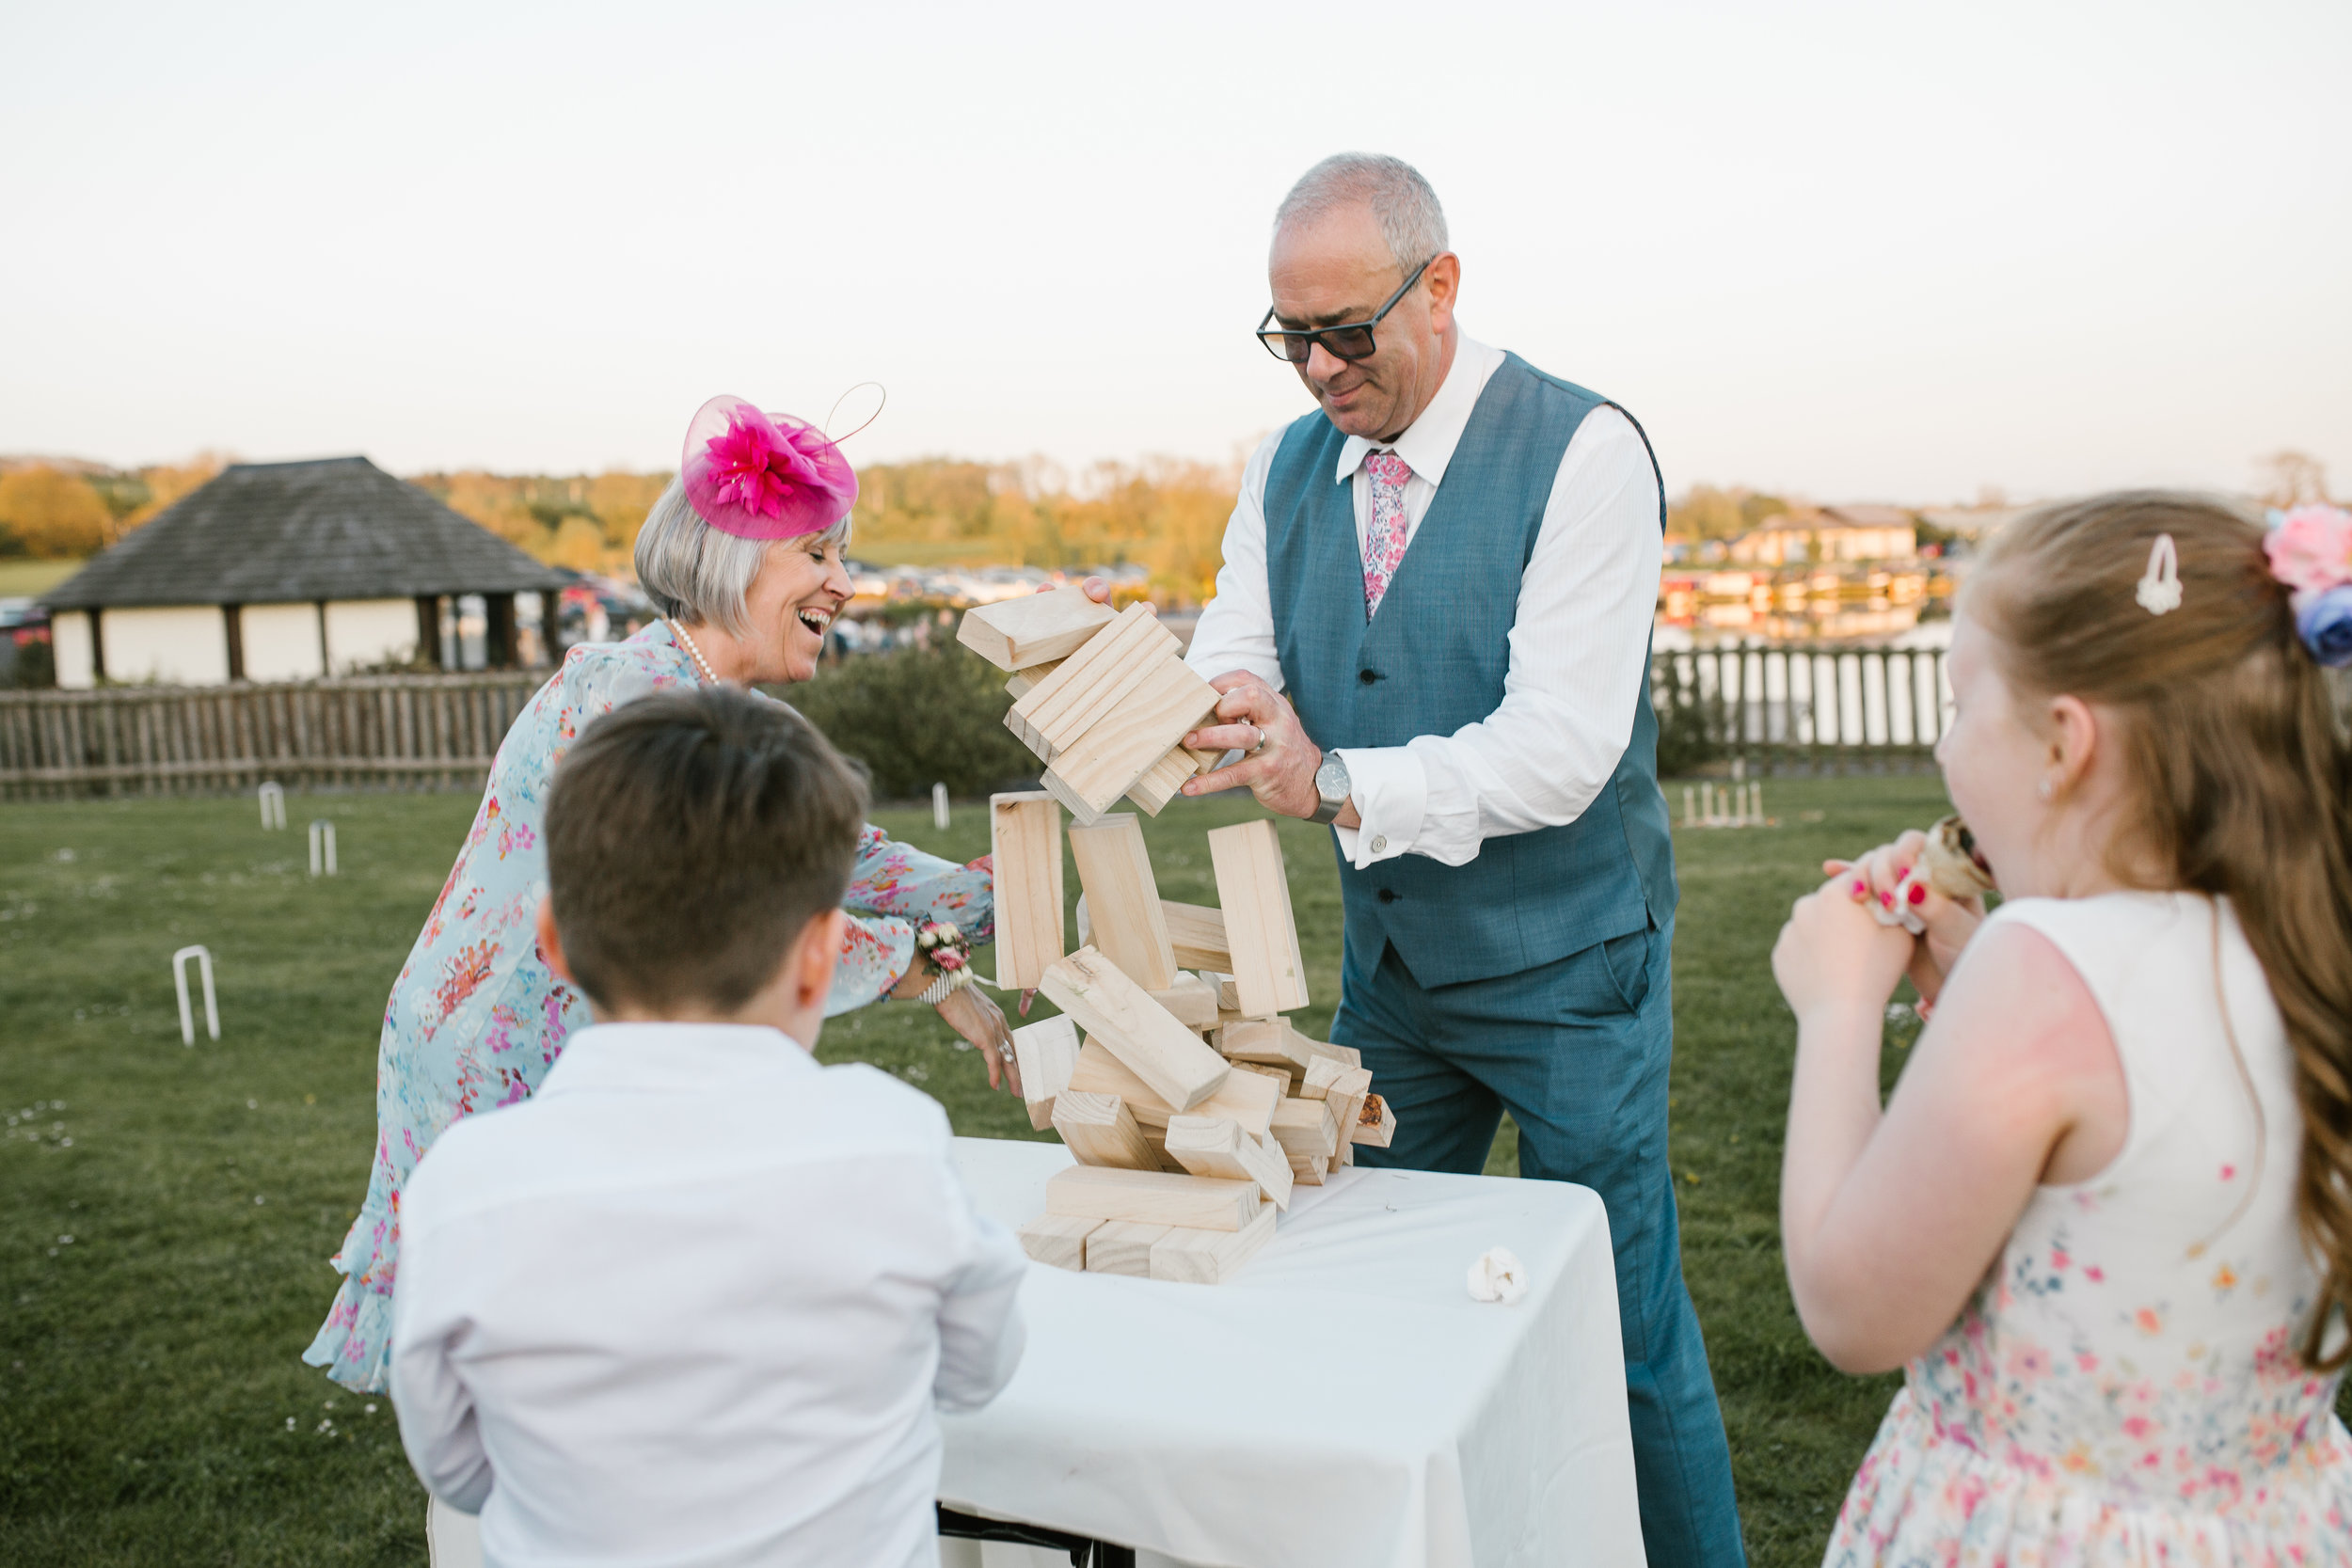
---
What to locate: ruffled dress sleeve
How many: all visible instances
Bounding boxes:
[824,825,997,1016]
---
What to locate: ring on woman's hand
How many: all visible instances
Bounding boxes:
[997,1041,1014,1063]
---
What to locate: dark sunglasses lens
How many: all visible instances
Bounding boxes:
[1322,326,1376,361]
[1259,331,1305,362]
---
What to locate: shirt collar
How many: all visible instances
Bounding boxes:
[1334,334,1504,489]
[535,1022,819,1098]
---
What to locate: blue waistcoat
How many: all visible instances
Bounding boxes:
[1263,352,1678,989]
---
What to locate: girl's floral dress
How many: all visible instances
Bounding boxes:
[1828,894,2352,1566]
[304,622,994,1392]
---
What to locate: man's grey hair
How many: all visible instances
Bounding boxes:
[633,478,852,638]
[1273,152,1449,274]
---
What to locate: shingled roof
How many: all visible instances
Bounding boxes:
[40,456,566,610]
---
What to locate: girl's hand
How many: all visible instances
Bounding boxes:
[1772,873,1918,1022]
[1822,832,1987,1007]
[936,985,1023,1095]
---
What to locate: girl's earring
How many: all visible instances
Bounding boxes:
[2036,775,2056,801]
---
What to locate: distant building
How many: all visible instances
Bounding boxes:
[1728,504,1918,566]
[40,457,566,689]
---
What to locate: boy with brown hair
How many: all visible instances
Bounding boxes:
[389,689,1026,1568]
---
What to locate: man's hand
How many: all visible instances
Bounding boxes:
[1181,671,1335,820]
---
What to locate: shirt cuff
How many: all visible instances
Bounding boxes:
[1327,747,1425,869]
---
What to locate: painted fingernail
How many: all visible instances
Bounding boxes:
[1879,891,1893,909]
[1907,882,1926,907]
[1850,879,1867,896]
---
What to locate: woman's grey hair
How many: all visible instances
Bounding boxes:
[1274,152,1449,274]
[632,478,852,639]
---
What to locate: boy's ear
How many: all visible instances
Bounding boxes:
[534,896,580,989]
[793,908,847,1011]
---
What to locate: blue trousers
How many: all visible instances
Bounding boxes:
[1342,922,1745,1568]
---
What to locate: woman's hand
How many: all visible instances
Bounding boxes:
[1772,872,1918,1023]
[1822,831,1987,1008]
[935,986,1022,1095]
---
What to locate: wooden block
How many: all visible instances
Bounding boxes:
[1150,1204,1277,1285]
[1066,815,1177,990]
[1210,975,1243,1014]
[1039,947,1230,1112]
[1165,1113,1295,1211]
[1084,1220,1171,1276]
[1045,1164,1262,1231]
[1207,819,1309,1017]
[1124,745,1197,816]
[1017,1212,1102,1272]
[1009,1013,1079,1132]
[1352,1092,1396,1148]
[1071,1037,1276,1136]
[1270,1096,1340,1161]
[1287,1151,1328,1185]
[1041,656,1221,825]
[1216,1017,1315,1076]
[1147,974,1219,1029]
[990,793,1065,990]
[1307,1037,1363,1070]
[1162,902,1232,974]
[1051,1090,1157,1170]
[1322,1069,1371,1171]
[958,586,1117,671]
[1227,1059,1295,1096]
[1004,657,1064,702]
[1010,602,1180,756]
[1301,1058,1371,1102]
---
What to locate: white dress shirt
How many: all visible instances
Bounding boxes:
[1185,334,1663,870]
[389,1022,1027,1568]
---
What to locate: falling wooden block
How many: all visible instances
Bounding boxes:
[1166,1113,1295,1212]
[991,793,1066,990]
[1124,746,1198,815]
[1307,1037,1363,1071]
[1018,1212,1103,1271]
[1010,1014,1079,1132]
[1352,1093,1396,1148]
[1320,1069,1372,1171]
[1162,903,1232,974]
[1270,1097,1340,1163]
[1039,947,1230,1112]
[1147,974,1220,1029]
[1150,1204,1277,1285]
[1207,820,1309,1018]
[1083,1220,1171,1276]
[1052,1090,1157,1170]
[1066,815,1177,990]
[1045,1164,1262,1231]
[1216,1018,1316,1076]
[959,586,1117,672]
[1010,603,1181,758]
[1041,656,1221,825]
[1071,1037,1277,1137]
[1300,1058,1371,1102]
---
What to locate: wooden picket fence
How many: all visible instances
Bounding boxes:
[1653,643,1949,774]
[0,673,551,800]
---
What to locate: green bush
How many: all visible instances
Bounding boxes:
[1652,657,1728,778]
[782,645,1041,800]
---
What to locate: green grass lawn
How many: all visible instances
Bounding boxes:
[0,773,2238,1564]
[0,560,85,597]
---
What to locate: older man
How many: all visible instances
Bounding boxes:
[1181,153,1742,1565]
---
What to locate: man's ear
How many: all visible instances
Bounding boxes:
[793,909,847,1012]
[1424,251,1461,331]
[534,896,580,988]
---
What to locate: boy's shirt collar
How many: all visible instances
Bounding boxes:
[535,1022,818,1098]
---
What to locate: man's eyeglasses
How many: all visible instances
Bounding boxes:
[1255,256,1435,364]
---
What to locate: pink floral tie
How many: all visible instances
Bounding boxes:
[1361,451,1413,618]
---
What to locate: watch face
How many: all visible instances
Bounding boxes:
[1316,756,1349,800]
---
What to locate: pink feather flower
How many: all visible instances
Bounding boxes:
[702,408,834,521]
[679,393,859,541]
[2263,505,2352,596]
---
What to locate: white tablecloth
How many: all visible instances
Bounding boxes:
[940,1136,1643,1568]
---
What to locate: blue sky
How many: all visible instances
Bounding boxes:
[4,0,2345,503]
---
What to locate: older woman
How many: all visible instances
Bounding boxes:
[306,396,1025,1394]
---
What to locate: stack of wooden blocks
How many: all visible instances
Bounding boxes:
[988,790,1398,1287]
[957,586,1224,826]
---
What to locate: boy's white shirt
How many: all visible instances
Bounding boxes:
[389,1021,1027,1568]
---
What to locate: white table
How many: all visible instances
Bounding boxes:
[940,1137,1644,1568]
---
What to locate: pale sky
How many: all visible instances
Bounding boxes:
[5,0,2346,505]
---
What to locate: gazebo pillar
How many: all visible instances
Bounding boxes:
[485,593,517,669]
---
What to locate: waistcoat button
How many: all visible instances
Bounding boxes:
[1359,669,1378,685]
[1376,888,1398,904]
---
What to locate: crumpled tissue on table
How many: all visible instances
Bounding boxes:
[1467,1245,1527,1305]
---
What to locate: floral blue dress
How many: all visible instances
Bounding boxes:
[304,623,994,1393]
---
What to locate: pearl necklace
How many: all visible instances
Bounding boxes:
[667,620,721,686]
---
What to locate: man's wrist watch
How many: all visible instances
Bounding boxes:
[1309,751,1351,827]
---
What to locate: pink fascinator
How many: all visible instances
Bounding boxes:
[680,394,859,540]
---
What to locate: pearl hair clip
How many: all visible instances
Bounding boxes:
[2136,532,2182,616]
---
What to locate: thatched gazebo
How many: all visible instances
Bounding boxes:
[40,457,566,688]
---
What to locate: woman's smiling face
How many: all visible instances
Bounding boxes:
[740,533,851,684]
